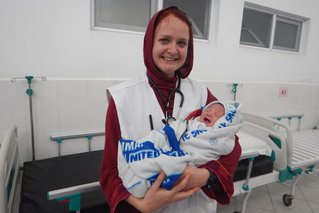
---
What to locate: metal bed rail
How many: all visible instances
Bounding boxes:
[0,126,20,213]
[50,130,105,156]
[241,112,319,207]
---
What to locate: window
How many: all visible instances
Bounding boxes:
[240,3,307,52]
[240,8,272,48]
[163,0,211,39]
[93,0,156,32]
[273,17,302,51]
[92,0,212,40]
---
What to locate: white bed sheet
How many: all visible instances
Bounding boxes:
[237,131,273,157]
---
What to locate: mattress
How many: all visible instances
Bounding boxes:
[233,155,273,181]
[19,150,109,213]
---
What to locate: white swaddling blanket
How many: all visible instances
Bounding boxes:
[118,101,242,198]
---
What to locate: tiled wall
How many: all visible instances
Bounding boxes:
[0,79,318,164]
[0,78,123,162]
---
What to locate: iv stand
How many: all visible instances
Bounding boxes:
[11,75,47,161]
[229,83,243,101]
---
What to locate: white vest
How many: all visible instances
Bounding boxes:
[107,74,217,213]
[107,74,207,140]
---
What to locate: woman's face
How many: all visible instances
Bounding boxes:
[152,14,189,78]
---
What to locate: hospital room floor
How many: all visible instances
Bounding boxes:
[12,170,319,213]
[218,171,319,213]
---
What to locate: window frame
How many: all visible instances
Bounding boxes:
[240,2,308,53]
[91,0,158,34]
[91,0,212,40]
[240,8,273,48]
[272,15,302,52]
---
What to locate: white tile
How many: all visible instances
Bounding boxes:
[90,136,105,151]
[246,190,274,212]
[238,83,272,115]
[17,127,33,163]
[244,206,274,213]
[87,80,112,129]
[308,201,319,213]
[57,80,89,131]
[271,194,313,213]
[296,172,319,190]
[32,79,59,126]
[267,181,305,200]
[254,185,269,193]
[298,186,319,204]
[296,84,318,109]
[34,124,60,160]
[0,80,28,129]
[60,138,89,156]
[0,81,14,128]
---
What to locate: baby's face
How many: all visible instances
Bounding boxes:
[199,103,225,127]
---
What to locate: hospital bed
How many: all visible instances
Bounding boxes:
[0,126,20,213]
[241,112,319,207]
[45,119,282,213]
[1,119,288,213]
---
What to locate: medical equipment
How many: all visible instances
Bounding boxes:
[0,119,276,213]
[11,76,47,161]
[147,74,184,119]
[19,130,108,213]
[2,114,292,213]
[47,122,279,213]
[241,112,319,207]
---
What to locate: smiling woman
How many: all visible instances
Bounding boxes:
[99,6,241,213]
[152,15,190,78]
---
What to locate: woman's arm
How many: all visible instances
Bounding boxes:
[203,89,242,204]
[200,136,241,204]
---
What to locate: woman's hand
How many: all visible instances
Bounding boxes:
[181,166,210,190]
[126,171,200,213]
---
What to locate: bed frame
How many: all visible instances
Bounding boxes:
[0,126,20,213]
[46,119,286,213]
[231,119,287,213]
[242,112,319,206]
[1,117,299,213]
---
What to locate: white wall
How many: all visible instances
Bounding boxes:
[1,0,319,163]
[1,78,318,163]
[1,0,319,82]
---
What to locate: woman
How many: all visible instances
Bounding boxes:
[99,6,241,213]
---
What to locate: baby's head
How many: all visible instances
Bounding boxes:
[199,102,225,127]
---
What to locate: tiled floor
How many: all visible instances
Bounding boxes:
[218,170,319,213]
[13,170,319,213]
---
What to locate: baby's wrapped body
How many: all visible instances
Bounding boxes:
[118,101,242,198]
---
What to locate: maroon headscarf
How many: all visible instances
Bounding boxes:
[143,6,194,116]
